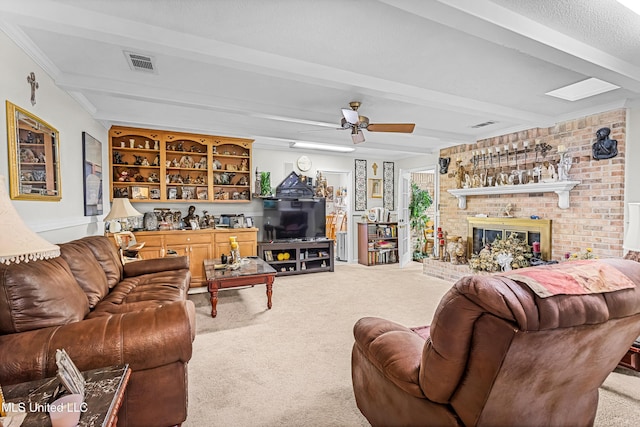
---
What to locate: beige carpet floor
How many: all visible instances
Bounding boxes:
[184,262,640,426]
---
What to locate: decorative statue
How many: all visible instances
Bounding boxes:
[438,157,450,174]
[448,237,466,265]
[452,159,466,189]
[592,127,618,160]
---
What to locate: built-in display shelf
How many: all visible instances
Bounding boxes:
[447,181,580,210]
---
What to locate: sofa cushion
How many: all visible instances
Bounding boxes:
[59,242,109,308]
[0,257,89,333]
[71,236,123,288]
[88,270,190,317]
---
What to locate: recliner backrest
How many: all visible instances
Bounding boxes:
[420,258,640,426]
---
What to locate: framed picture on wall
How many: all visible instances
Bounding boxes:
[368,178,382,198]
[82,132,103,215]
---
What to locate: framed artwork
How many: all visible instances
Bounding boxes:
[245,216,254,228]
[6,100,61,201]
[130,186,149,200]
[264,250,273,262]
[368,178,383,198]
[383,161,395,210]
[82,132,103,215]
[354,159,367,210]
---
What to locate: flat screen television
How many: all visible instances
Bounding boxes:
[263,198,326,241]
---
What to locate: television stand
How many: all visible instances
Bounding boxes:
[258,240,334,276]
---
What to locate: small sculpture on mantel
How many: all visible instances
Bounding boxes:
[592,127,618,160]
[502,203,514,217]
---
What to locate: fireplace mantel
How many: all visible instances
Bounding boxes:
[447,181,580,210]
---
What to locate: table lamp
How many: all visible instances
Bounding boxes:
[0,175,60,264]
[624,202,640,262]
[103,197,143,232]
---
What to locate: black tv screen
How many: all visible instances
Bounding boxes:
[263,198,326,241]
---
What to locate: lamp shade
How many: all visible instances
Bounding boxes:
[624,202,640,252]
[103,197,143,221]
[0,175,60,264]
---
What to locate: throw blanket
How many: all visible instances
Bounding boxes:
[499,260,636,298]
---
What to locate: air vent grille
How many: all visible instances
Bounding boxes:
[470,121,497,129]
[124,51,156,73]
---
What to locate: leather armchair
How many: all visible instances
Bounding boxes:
[352,259,640,426]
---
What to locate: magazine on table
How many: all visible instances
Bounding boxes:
[55,348,85,396]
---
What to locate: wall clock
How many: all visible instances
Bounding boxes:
[297,155,312,172]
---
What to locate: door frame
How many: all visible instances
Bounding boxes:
[398,164,439,267]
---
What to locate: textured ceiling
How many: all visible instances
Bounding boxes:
[1,0,639,159]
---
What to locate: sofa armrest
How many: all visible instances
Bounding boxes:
[123,255,189,278]
[353,316,426,398]
[0,300,195,385]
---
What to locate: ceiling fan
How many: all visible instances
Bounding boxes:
[340,101,415,144]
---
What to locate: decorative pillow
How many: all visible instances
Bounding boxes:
[0,257,89,334]
[59,241,110,308]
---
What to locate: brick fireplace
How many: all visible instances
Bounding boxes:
[423,108,626,282]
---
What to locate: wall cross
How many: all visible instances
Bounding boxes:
[27,72,39,106]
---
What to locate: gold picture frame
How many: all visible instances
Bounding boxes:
[368,178,382,199]
[6,101,61,201]
[130,185,149,200]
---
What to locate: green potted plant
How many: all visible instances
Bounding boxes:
[409,182,432,260]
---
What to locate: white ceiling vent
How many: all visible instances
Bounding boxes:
[124,51,156,73]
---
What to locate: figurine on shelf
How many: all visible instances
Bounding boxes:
[113,151,125,165]
[451,159,466,189]
[183,205,197,229]
[240,158,249,171]
[118,169,130,182]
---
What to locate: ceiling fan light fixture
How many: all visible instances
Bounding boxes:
[351,129,365,144]
[358,116,369,128]
[340,118,352,129]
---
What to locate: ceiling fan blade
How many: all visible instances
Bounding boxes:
[342,108,360,125]
[367,123,415,133]
[351,129,365,144]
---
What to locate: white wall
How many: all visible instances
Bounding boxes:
[0,31,109,244]
[625,107,640,237]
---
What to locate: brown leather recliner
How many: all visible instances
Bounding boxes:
[352,258,640,427]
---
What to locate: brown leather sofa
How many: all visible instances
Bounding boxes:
[352,258,640,426]
[0,235,195,427]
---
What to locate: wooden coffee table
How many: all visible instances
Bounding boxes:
[204,256,277,318]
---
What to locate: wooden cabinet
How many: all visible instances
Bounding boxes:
[111,228,258,288]
[257,240,334,276]
[214,229,259,258]
[109,126,253,203]
[357,222,399,266]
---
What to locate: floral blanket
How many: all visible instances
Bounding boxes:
[499,260,636,298]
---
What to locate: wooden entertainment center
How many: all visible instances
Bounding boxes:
[258,239,334,276]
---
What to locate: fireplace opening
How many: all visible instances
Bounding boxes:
[467,217,552,260]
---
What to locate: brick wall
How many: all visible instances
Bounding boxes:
[438,108,626,261]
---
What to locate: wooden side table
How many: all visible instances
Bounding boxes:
[619,345,640,371]
[3,365,130,427]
